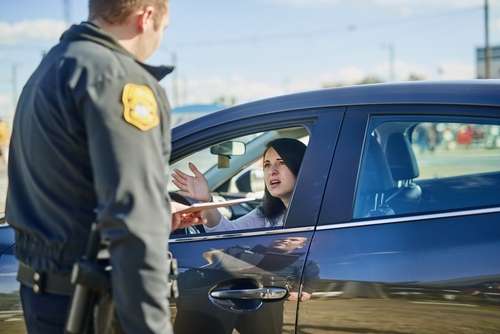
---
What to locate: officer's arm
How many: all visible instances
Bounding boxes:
[84,80,172,333]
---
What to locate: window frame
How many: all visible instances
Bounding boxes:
[318,104,500,226]
[169,107,344,236]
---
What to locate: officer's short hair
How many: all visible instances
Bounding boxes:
[88,0,168,29]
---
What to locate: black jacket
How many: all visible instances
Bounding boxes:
[6,22,173,333]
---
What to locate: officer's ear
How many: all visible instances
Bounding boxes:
[136,6,155,33]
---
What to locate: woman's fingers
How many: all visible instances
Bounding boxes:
[172,211,207,231]
[189,162,203,177]
[171,163,211,202]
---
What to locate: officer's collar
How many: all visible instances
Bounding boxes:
[61,22,174,81]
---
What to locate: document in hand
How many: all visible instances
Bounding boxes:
[174,197,256,214]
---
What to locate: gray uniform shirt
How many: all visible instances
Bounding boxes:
[6,22,173,333]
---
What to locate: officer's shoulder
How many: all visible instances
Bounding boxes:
[66,42,136,79]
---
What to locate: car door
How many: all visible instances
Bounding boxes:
[300,105,500,333]
[168,107,343,334]
[0,224,22,329]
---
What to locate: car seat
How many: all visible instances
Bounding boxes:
[354,136,396,218]
[383,132,422,214]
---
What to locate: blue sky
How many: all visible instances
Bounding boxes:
[1,0,500,118]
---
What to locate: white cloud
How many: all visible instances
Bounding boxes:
[173,75,285,106]
[390,5,413,17]
[0,19,67,44]
[435,61,475,80]
[315,66,378,86]
[374,60,426,81]
[332,66,367,83]
[373,60,474,81]
[170,60,475,107]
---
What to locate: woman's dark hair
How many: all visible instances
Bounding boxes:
[258,138,306,224]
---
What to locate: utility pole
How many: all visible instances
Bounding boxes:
[485,0,491,79]
[382,43,395,82]
[389,43,395,82]
[171,52,179,108]
[11,63,18,113]
[63,0,71,26]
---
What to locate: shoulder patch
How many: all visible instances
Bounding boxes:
[122,83,159,131]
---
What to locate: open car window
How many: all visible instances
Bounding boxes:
[169,126,309,234]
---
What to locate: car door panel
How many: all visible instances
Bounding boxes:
[170,231,316,334]
[300,213,500,333]
[301,107,500,333]
[169,108,343,333]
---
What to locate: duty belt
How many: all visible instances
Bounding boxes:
[17,262,73,296]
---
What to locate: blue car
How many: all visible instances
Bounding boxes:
[1,80,500,333]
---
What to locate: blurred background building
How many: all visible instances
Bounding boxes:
[477,45,500,78]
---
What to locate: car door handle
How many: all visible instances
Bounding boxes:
[210,287,287,300]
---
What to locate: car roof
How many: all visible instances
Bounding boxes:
[173,80,500,140]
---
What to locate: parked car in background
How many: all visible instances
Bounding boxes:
[1,80,500,333]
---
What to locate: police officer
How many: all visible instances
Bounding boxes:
[6,0,204,333]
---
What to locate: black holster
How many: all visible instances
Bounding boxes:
[64,223,179,334]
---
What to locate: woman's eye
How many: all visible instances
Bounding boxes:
[263,163,270,169]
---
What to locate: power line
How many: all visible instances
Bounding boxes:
[166,6,486,50]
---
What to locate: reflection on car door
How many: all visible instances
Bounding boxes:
[169,232,316,334]
[168,111,343,333]
[300,107,500,333]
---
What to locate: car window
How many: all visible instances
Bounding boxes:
[168,133,265,192]
[412,123,499,179]
[169,126,309,234]
[353,117,500,219]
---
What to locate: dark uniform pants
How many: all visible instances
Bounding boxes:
[20,284,95,334]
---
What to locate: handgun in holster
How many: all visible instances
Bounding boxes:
[64,223,180,334]
[64,223,110,334]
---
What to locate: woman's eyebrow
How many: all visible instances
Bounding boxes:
[264,158,283,163]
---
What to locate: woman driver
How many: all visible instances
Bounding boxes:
[171,138,306,232]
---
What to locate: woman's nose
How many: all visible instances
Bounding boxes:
[268,164,278,174]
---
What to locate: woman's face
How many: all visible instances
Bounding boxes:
[263,147,296,207]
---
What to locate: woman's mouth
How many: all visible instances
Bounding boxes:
[269,180,280,188]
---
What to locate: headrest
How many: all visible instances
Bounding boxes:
[385,132,420,181]
[357,136,394,195]
[235,170,252,193]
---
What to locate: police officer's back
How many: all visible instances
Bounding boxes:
[6,1,175,333]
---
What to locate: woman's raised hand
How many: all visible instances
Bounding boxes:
[172,162,211,202]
